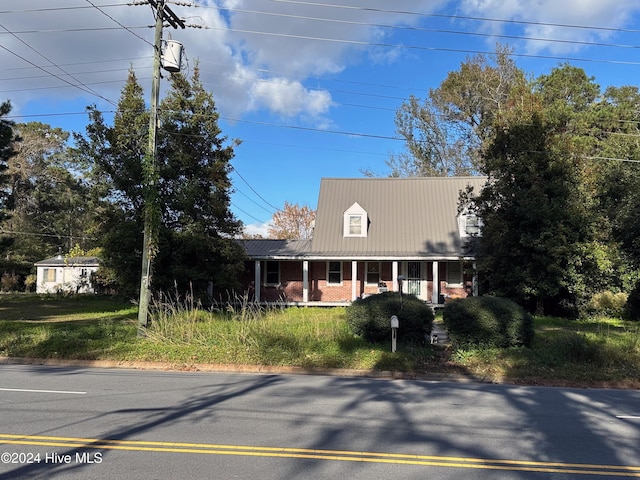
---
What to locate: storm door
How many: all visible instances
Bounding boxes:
[406,261,422,296]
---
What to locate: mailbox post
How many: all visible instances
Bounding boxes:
[390,315,399,352]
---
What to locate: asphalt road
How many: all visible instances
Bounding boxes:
[0,364,638,479]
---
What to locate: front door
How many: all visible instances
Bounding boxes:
[407,261,422,297]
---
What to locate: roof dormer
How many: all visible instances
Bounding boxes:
[343,202,368,238]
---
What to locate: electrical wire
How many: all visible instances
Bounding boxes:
[0,23,120,106]
[261,0,640,34]
[230,202,266,224]
[84,0,153,47]
[233,186,275,215]
[231,166,282,212]
[208,4,640,52]
[0,4,126,14]
[198,24,640,67]
[8,1,640,36]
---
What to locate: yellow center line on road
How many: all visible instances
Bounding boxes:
[1,433,639,477]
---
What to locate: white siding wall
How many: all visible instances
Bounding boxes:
[36,265,99,294]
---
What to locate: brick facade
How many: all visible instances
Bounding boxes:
[241,260,472,304]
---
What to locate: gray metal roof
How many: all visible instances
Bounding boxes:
[34,256,101,267]
[310,177,486,258]
[238,239,312,259]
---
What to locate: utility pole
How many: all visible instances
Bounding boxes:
[137,0,185,336]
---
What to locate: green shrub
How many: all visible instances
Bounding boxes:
[624,280,640,322]
[346,292,433,344]
[443,296,534,348]
[589,291,628,318]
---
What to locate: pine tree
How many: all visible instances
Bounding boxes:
[75,67,245,297]
[154,65,245,295]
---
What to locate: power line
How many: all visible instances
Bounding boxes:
[261,0,640,34]
[0,76,151,95]
[0,25,150,35]
[3,0,639,119]
[230,202,266,224]
[198,24,640,67]
[3,56,151,73]
[0,4,126,14]
[209,4,640,52]
[231,166,282,212]
[4,3,638,62]
[233,186,276,215]
[9,1,640,36]
[8,108,640,159]
[84,0,153,47]
[222,116,402,140]
[237,138,388,157]
[0,229,96,240]
[0,11,123,107]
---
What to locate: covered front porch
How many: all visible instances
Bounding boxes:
[244,258,476,306]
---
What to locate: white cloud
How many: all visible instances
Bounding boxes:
[242,221,271,237]
[457,0,640,54]
[2,0,451,124]
[17,0,637,125]
[1,0,152,111]
[249,78,333,117]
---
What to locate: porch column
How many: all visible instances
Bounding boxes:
[254,260,261,303]
[432,260,439,304]
[392,261,399,291]
[302,260,309,303]
[351,261,358,301]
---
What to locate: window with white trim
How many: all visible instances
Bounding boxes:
[348,215,363,235]
[366,262,380,285]
[458,211,483,238]
[44,268,56,282]
[343,202,368,237]
[327,261,342,285]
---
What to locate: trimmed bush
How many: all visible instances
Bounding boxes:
[443,296,535,348]
[346,291,433,344]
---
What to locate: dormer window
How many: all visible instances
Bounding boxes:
[349,215,362,235]
[458,210,482,238]
[465,214,481,235]
[344,202,368,237]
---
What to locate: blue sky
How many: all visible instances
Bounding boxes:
[2,0,640,236]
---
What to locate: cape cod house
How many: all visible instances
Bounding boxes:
[238,176,485,306]
[34,255,100,294]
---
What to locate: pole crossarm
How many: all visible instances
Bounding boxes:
[148,0,186,29]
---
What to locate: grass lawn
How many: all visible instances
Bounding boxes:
[1,294,638,388]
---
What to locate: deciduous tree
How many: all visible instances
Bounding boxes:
[388,44,526,177]
[267,202,316,239]
[3,122,93,262]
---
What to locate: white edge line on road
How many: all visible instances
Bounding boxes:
[0,387,87,395]
[615,415,640,419]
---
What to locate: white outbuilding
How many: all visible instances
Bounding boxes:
[34,255,100,294]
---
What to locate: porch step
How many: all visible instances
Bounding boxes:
[430,322,449,346]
